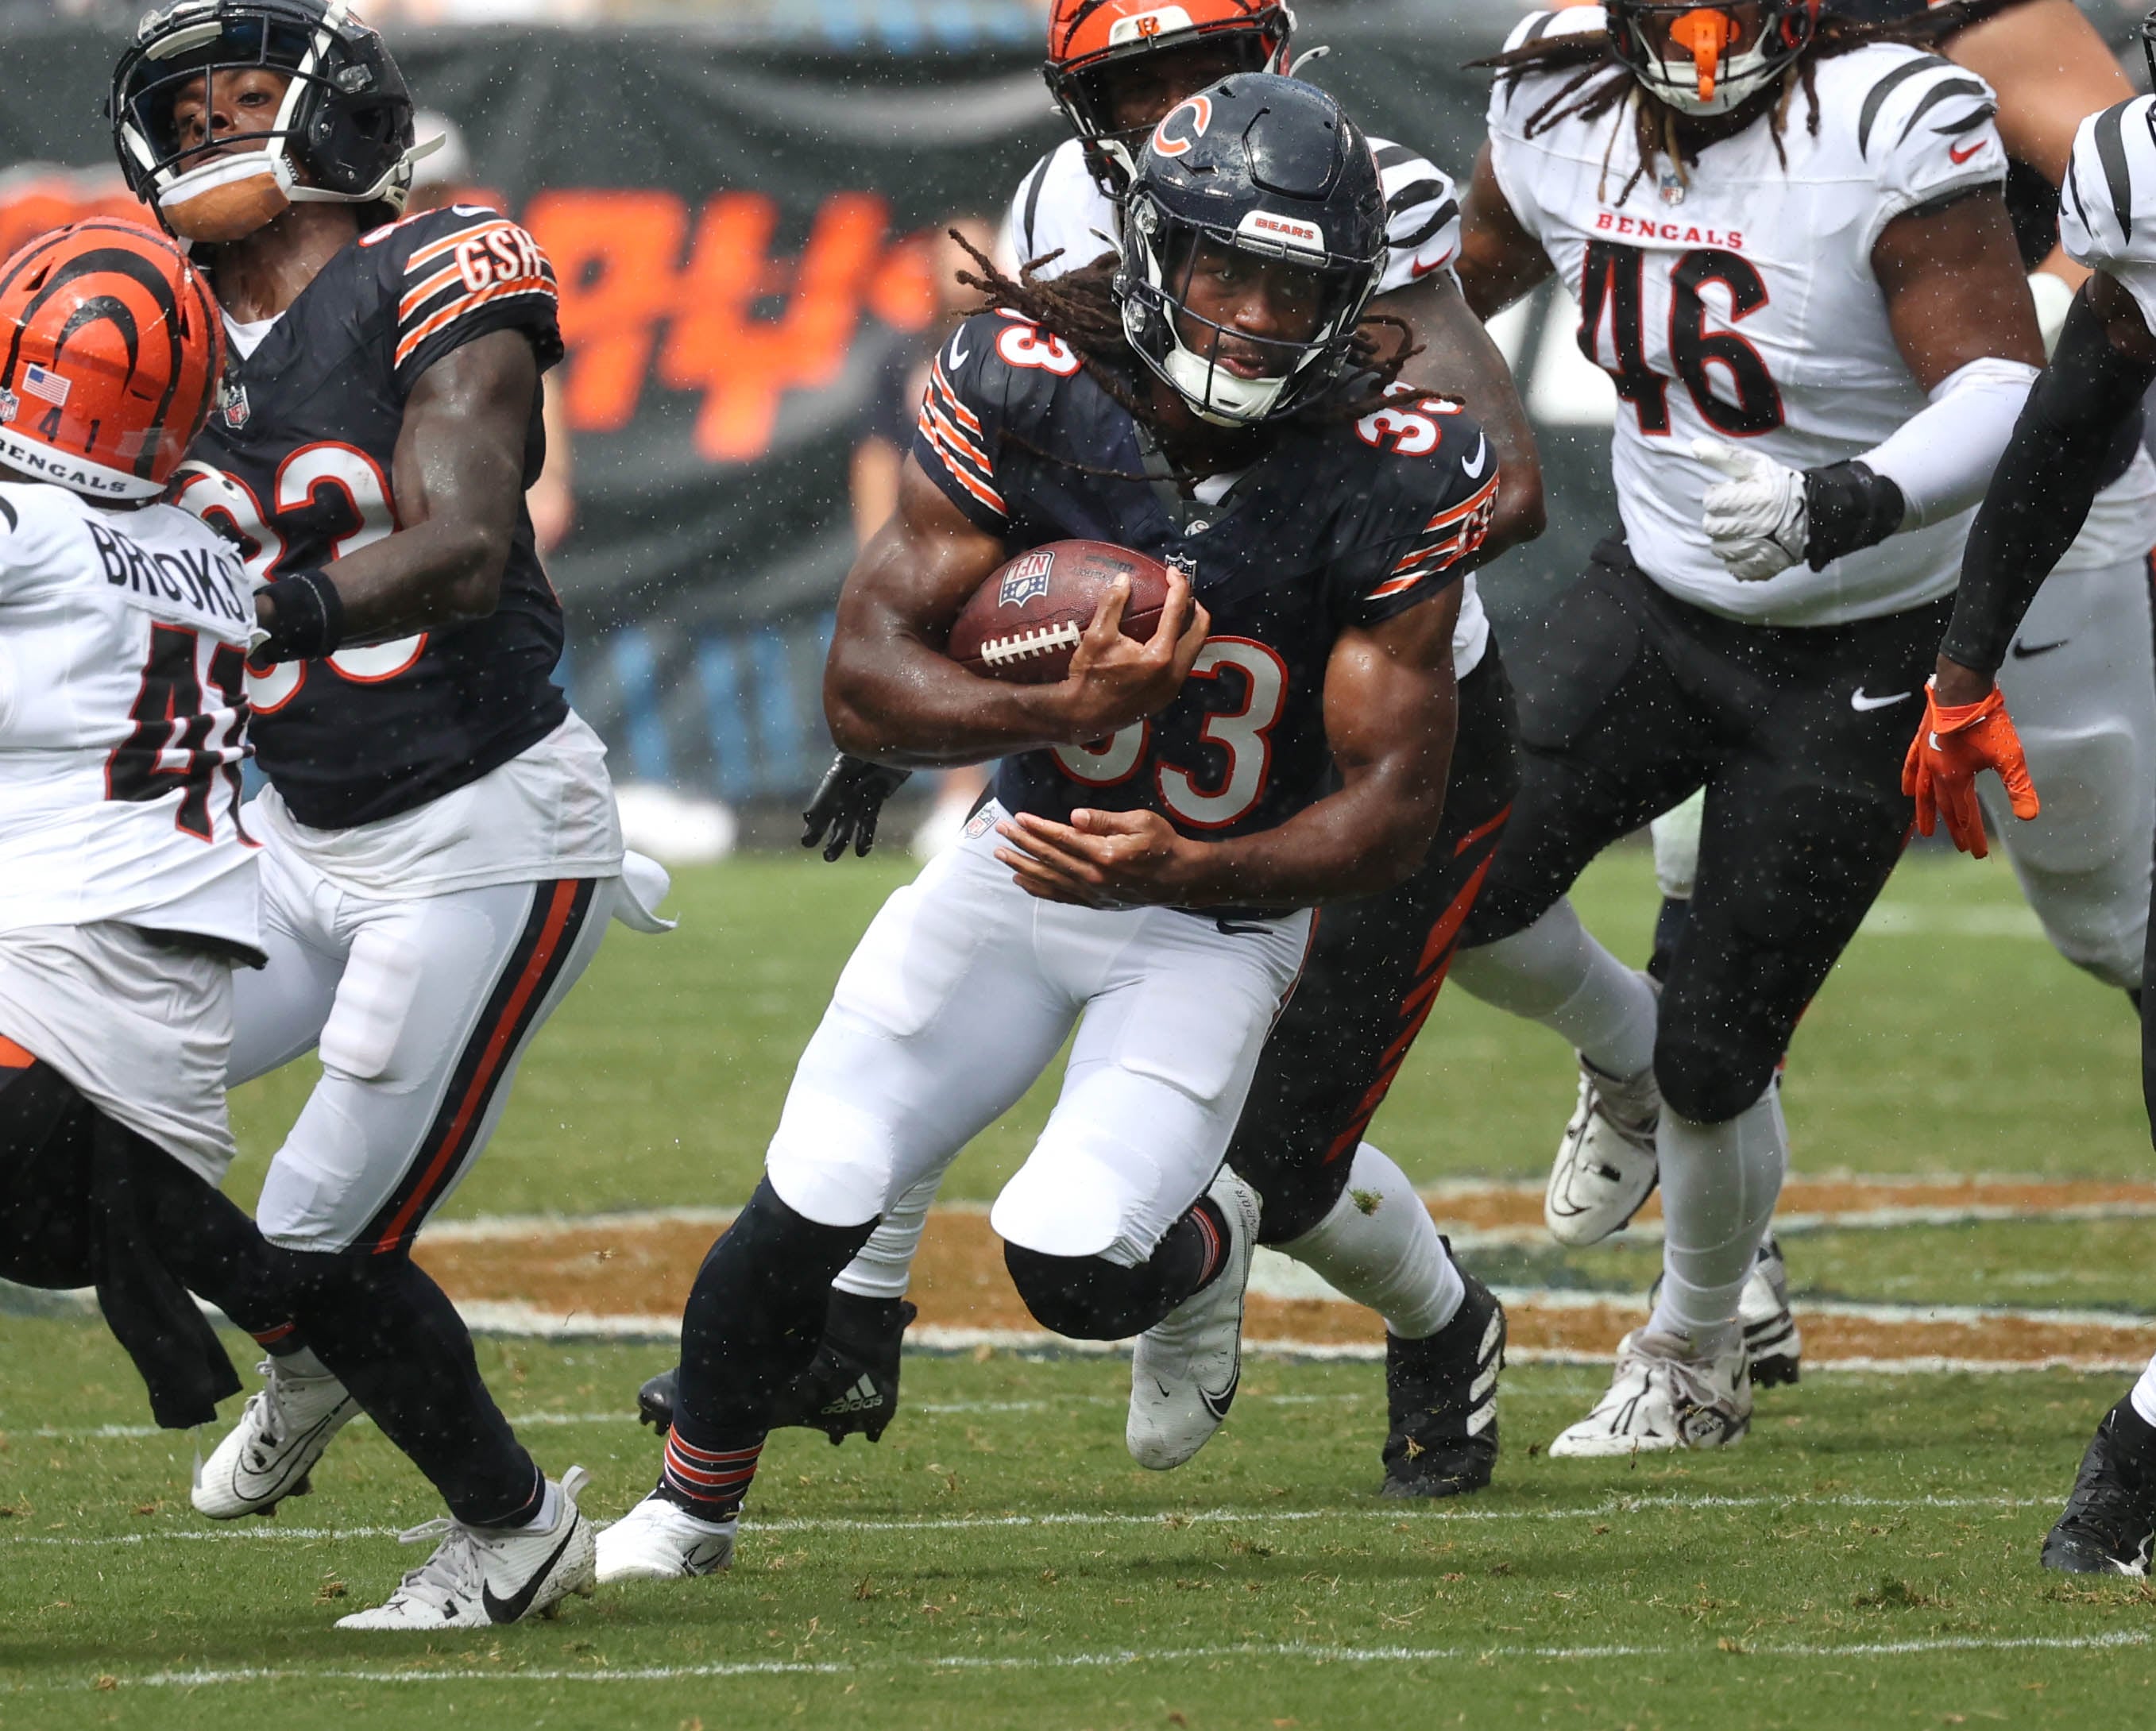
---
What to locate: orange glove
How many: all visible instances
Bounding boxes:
[1901,681,2039,859]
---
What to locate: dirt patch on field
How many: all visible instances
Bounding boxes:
[415,1205,2156,1367]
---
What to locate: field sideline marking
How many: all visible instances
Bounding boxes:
[0,1491,2052,1549]
[37,1629,2151,1692]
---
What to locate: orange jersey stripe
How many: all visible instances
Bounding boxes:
[397,261,466,322]
[394,276,558,368]
[404,219,524,274]
[929,360,983,435]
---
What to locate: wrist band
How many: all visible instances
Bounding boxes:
[1803,461,1906,571]
[252,568,345,665]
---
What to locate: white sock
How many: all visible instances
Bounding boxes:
[1451,898,1658,1080]
[1278,1144,1464,1339]
[833,1172,939,1300]
[506,1478,561,1534]
[1647,1088,1787,1358]
[2133,1355,2156,1429]
[273,1345,334,1380]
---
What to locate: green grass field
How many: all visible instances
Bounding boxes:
[4,843,2154,1728]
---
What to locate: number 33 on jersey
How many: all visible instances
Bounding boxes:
[915,310,1497,840]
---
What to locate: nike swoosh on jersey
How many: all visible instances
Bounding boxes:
[1850,688,1912,711]
[2010,639,2069,660]
[480,1515,584,1625]
[949,334,972,369]
[1949,140,1987,165]
[1461,435,1489,481]
[1409,253,1456,280]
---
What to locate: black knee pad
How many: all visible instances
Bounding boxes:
[1653,1024,1775,1125]
[1003,1244,1134,1341]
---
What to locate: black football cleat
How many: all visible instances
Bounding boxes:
[636,1294,918,1447]
[2040,1397,2156,1577]
[1381,1255,1505,1499]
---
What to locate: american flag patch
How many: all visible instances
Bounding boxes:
[20,364,69,408]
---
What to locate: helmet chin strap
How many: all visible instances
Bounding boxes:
[1164,343,1289,427]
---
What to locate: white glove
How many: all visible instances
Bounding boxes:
[1694,437,1806,582]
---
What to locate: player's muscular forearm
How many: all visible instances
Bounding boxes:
[1377,272,1547,553]
[824,458,1206,768]
[1454,145,1555,324]
[998,587,1461,909]
[1937,275,2156,697]
[257,328,541,649]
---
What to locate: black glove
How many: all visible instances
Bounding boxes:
[802,754,912,861]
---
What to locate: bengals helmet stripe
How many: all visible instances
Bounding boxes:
[0,218,223,500]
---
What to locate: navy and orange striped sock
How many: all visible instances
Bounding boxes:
[657,1424,763,1524]
[1188,1195,1231,1292]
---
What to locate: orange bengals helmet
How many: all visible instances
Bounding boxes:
[1047,1,1295,187]
[0,218,222,501]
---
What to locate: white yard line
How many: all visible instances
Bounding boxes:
[33,1629,2149,1692]
[0,1491,2055,1550]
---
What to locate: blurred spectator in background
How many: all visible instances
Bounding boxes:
[848,214,997,858]
[407,111,577,558]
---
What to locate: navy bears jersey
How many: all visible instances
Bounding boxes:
[913,310,1497,844]
[177,205,567,830]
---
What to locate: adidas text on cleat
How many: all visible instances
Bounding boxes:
[2040,1400,2156,1577]
[636,1296,917,1445]
[1740,1236,1802,1388]
[1547,1329,1751,1459]
[1544,1047,1661,1247]
[192,1356,359,1520]
[336,1467,596,1630]
[1382,1258,1505,1498]
[597,1493,738,1584]
[1127,1169,1260,1471]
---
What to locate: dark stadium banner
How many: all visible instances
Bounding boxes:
[0,18,1615,799]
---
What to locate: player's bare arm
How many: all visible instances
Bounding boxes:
[1374,269,1547,551]
[823,456,1209,769]
[1872,190,2045,387]
[997,581,1462,910]
[1453,143,1556,324]
[267,327,542,647]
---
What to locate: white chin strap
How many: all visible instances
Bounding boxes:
[1641,41,1782,117]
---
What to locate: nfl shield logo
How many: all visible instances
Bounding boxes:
[0,387,17,425]
[997,550,1056,609]
[218,378,250,431]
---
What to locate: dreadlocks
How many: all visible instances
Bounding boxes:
[1473,0,2033,206]
[949,232,1420,476]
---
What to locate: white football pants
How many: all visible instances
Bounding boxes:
[230,837,619,1254]
[764,813,1310,1267]
[1649,553,2155,991]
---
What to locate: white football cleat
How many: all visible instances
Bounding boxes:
[596,1493,738,1583]
[192,1356,360,1519]
[1544,1050,1661,1247]
[1547,1329,1751,1458]
[1127,1168,1261,1471]
[336,1466,596,1630]
[1739,1236,1802,1387]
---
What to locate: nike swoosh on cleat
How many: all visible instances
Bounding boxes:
[1850,688,1911,712]
[481,1515,583,1625]
[1198,1366,1240,1423]
[2010,639,2069,659]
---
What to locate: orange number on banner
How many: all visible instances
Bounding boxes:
[523,189,690,434]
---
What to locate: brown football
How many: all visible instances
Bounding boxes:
[946,540,1173,686]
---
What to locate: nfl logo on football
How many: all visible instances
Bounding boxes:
[998,549,1056,609]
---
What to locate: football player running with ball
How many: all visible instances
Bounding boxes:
[600,76,1502,1580]
[0,221,292,1439]
[1908,6,2156,1578]
[1445,1,2048,1455]
[106,0,666,1627]
[644,0,1540,1501]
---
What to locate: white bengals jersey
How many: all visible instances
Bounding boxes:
[1000,133,1493,677]
[0,481,258,950]
[1490,8,2011,626]
[2065,98,2156,342]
